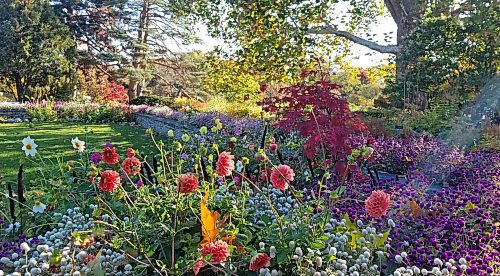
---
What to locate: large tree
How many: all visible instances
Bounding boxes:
[188,0,490,77]
[54,0,195,100]
[0,0,75,102]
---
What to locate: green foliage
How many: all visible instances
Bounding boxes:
[386,1,499,108]
[0,0,76,101]
[189,0,384,80]
[204,57,261,103]
[26,106,58,122]
[331,63,395,111]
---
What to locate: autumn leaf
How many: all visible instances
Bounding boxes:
[199,188,219,247]
[408,200,424,218]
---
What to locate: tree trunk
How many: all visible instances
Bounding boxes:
[128,0,150,100]
[384,0,423,77]
[14,73,24,103]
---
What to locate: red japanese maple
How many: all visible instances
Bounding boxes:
[262,68,367,169]
[102,82,129,104]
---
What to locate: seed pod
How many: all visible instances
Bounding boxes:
[7,182,16,219]
[17,164,25,208]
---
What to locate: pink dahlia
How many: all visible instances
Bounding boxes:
[216,151,235,177]
[249,253,271,271]
[102,147,119,165]
[178,174,199,194]
[269,143,278,152]
[99,170,121,192]
[270,165,295,190]
[201,240,230,263]
[126,147,136,158]
[365,190,391,218]
[121,156,141,176]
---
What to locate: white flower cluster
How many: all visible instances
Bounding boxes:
[393,257,468,276]
[253,217,394,276]
[0,208,133,276]
[244,186,300,224]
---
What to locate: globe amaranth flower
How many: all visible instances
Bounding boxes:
[121,156,141,176]
[365,190,391,218]
[201,240,230,262]
[90,152,102,164]
[270,165,295,190]
[216,151,235,177]
[102,147,119,165]
[249,253,271,271]
[99,170,121,192]
[178,174,199,194]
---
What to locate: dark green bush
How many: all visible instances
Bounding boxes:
[129,95,172,106]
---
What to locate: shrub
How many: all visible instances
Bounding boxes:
[129,95,172,106]
[26,104,57,121]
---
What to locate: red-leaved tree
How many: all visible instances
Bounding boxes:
[102,82,129,104]
[262,68,367,173]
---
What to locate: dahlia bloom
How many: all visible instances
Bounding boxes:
[121,156,141,176]
[270,165,295,190]
[269,143,278,152]
[90,152,102,164]
[365,190,391,218]
[254,152,267,162]
[178,174,199,194]
[102,147,119,165]
[99,170,121,192]
[249,253,271,271]
[126,147,135,158]
[216,151,235,177]
[201,240,230,262]
[193,259,204,275]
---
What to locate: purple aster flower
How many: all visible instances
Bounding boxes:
[181,153,189,160]
[103,141,113,149]
[90,152,102,164]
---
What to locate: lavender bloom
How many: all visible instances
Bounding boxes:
[103,141,113,149]
[90,152,102,164]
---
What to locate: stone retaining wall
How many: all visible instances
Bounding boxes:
[0,106,30,122]
[133,113,198,137]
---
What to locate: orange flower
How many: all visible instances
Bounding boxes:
[365,190,391,218]
[99,170,121,192]
[178,174,199,194]
[216,151,235,177]
[270,165,295,190]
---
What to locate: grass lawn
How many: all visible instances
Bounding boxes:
[0,122,157,182]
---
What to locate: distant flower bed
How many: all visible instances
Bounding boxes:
[133,105,264,137]
[1,115,498,275]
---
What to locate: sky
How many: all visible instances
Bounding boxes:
[172,13,398,68]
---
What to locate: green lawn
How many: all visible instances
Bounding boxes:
[0,122,157,182]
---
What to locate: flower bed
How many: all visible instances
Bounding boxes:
[1,115,498,276]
